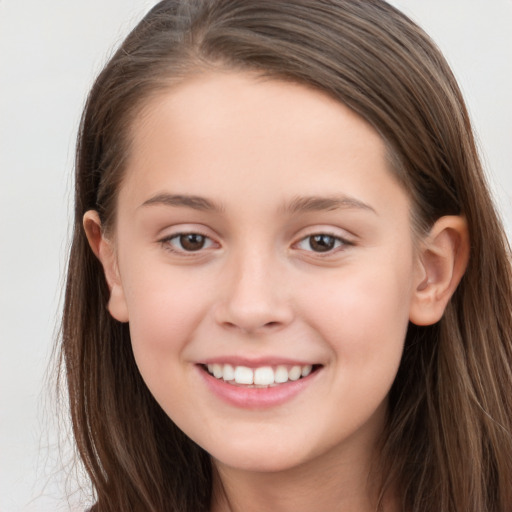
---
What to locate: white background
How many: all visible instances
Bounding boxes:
[0,1,511,510]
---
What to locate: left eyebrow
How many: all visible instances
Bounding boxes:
[139,193,224,212]
[284,195,377,215]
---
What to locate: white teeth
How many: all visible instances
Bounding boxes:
[288,365,302,381]
[206,363,316,386]
[301,365,312,377]
[234,366,254,385]
[274,365,289,383]
[254,366,274,386]
[212,363,223,379]
[222,364,235,381]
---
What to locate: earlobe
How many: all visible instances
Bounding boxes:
[83,210,129,323]
[409,216,469,326]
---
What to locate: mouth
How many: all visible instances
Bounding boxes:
[201,363,322,388]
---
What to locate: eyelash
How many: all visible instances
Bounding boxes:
[294,233,352,254]
[160,232,217,254]
[159,231,352,256]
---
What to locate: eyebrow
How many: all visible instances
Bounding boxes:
[284,195,376,215]
[139,192,376,215]
[140,193,224,212]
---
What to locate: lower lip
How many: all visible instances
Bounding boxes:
[197,366,320,409]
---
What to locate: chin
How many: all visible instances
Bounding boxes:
[208,439,312,474]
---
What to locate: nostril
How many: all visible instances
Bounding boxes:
[214,296,294,333]
[223,320,281,332]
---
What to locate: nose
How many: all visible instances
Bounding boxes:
[214,247,294,334]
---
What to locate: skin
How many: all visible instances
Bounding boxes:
[85,71,469,511]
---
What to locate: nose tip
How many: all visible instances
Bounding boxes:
[214,256,294,334]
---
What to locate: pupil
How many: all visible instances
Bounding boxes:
[310,235,335,252]
[180,234,205,251]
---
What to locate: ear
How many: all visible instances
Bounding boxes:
[83,210,129,322]
[409,216,469,326]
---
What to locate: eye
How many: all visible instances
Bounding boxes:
[163,233,216,252]
[296,234,347,253]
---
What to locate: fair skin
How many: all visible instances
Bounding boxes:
[85,71,468,512]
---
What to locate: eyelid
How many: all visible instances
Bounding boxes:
[156,225,355,257]
[292,227,355,255]
[158,226,220,255]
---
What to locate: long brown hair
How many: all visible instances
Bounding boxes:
[61,1,512,510]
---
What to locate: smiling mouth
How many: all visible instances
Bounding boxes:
[202,363,321,388]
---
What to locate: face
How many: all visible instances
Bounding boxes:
[100,72,425,474]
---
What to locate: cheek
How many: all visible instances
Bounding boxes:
[122,267,212,370]
[299,260,413,366]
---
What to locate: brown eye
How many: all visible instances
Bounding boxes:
[163,233,215,253]
[179,234,207,251]
[309,235,336,252]
[296,234,346,253]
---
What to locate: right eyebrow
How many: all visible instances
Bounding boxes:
[284,194,377,215]
[139,193,224,212]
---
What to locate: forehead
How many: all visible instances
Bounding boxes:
[134,71,380,139]
[118,71,408,220]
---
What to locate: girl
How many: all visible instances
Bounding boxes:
[60,1,512,511]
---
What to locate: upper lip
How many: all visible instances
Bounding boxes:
[199,357,320,368]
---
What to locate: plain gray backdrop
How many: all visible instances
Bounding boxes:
[1,1,511,510]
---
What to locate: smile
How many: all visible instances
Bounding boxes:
[204,363,316,387]
[198,362,322,408]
